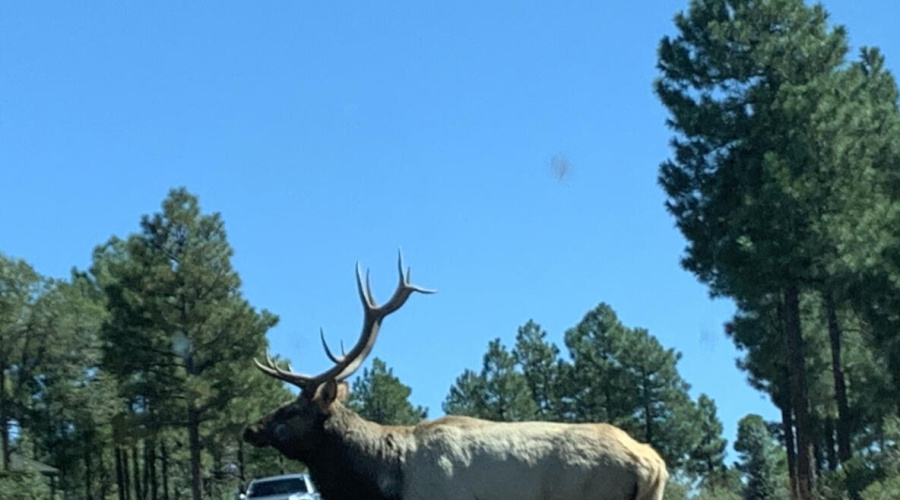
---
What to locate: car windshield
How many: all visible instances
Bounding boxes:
[248,478,308,497]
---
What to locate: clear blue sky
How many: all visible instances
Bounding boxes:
[2,1,897,457]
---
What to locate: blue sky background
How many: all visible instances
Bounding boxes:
[2,1,898,457]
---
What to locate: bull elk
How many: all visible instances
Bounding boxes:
[243,252,669,500]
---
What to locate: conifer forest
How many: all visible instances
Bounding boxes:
[2,1,900,499]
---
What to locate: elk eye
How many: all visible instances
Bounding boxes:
[273,423,290,442]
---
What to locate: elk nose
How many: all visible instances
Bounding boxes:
[243,424,268,447]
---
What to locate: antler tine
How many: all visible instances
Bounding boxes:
[252,352,313,389]
[398,249,436,294]
[356,263,376,309]
[366,269,376,307]
[381,249,437,312]
[320,328,346,364]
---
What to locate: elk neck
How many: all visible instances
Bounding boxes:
[305,404,413,500]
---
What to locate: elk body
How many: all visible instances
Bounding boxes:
[243,253,669,500]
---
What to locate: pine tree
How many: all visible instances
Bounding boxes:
[443,339,537,421]
[735,414,790,500]
[563,303,701,469]
[442,369,489,418]
[512,320,566,420]
[0,253,43,471]
[563,303,633,425]
[93,188,279,500]
[653,1,888,496]
[689,394,729,484]
[346,358,427,425]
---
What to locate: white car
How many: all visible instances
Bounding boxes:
[240,473,321,500]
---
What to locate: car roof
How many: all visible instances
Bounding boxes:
[250,473,310,483]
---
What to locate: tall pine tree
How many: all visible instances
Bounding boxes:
[93,188,278,500]
[653,1,890,496]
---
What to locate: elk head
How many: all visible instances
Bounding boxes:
[242,251,434,461]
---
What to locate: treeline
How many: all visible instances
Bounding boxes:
[0,189,300,500]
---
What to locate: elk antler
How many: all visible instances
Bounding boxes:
[254,250,435,390]
[320,329,347,364]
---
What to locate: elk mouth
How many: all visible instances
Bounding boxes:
[242,424,269,447]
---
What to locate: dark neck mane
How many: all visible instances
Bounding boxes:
[304,406,408,500]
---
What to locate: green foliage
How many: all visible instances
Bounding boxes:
[692,481,742,500]
[735,414,790,500]
[656,0,850,298]
[564,303,701,469]
[860,476,900,500]
[0,470,52,500]
[443,304,712,481]
[442,370,486,418]
[689,394,729,484]
[202,358,297,488]
[843,416,900,500]
[562,303,632,423]
[443,338,537,421]
[94,188,279,418]
[693,467,743,500]
[0,253,45,469]
[346,358,427,425]
[661,478,691,500]
[513,320,567,420]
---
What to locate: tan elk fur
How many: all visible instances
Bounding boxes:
[243,254,669,500]
[405,416,668,500]
[246,382,668,500]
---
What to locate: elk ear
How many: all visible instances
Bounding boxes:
[314,379,341,408]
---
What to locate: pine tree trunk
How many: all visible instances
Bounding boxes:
[100,446,111,500]
[781,401,799,500]
[238,438,246,485]
[824,418,838,471]
[161,440,170,500]
[0,367,9,472]
[188,406,203,500]
[813,436,824,475]
[148,438,158,500]
[142,439,151,500]
[85,437,95,500]
[824,290,852,465]
[143,442,149,500]
[213,450,223,488]
[115,446,126,500]
[132,443,143,500]
[784,284,815,499]
[122,446,132,500]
